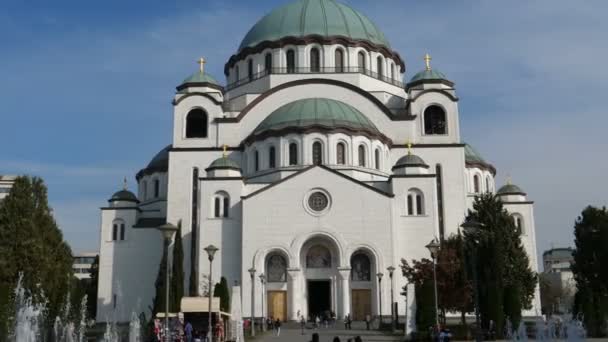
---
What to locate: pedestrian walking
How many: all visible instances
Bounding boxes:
[185,321,193,342]
[300,315,307,335]
[312,333,320,342]
[365,314,371,330]
[333,337,341,342]
[315,315,320,330]
[275,318,282,336]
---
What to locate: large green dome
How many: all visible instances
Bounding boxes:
[253,98,380,136]
[239,0,391,51]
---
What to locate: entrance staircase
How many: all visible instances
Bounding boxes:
[256,320,404,342]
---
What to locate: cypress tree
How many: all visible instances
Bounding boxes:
[415,280,436,337]
[87,255,99,319]
[0,176,73,339]
[213,277,230,312]
[170,223,184,312]
[152,240,169,316]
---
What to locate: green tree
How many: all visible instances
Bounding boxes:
[463,193,537,336]
[571,206,608,337]
[170,223,184,312]
[152,240,169,316]
[214,277,230,313]
[0,176,73,339]
[86,255,99,319]
[401,235,472,329]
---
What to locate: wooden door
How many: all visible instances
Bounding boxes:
[351,289,371,321]
[268,291,287,321]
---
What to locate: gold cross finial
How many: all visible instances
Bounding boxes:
[506,174,512,185]
[123,177,127,190]
[424,53,432,71]
[197,57,206,73]
[222,144,228,158]
[406,139,413,155]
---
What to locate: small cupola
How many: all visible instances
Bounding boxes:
[406,53,454,90]
[205,146,242,178]
[392,142,429,175]
[497,179,527,202]
[109,178,139,207]
[176,57,224,95]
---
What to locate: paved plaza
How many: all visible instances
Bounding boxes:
[254,321,403,342]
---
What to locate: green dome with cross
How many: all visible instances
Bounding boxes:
[238,0,391,51]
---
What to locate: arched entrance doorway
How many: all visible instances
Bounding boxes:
[350,250,376,321]
[300,236,341,320]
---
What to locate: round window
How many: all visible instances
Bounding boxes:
[308,192,329,212]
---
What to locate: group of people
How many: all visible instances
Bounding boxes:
[310,333,363,342]
[264,317,283,336]
[153,317,225,342]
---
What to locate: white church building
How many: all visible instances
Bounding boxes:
[96,0,541,325]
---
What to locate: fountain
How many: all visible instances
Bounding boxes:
[129,311,141,342]
[11,274,45,342]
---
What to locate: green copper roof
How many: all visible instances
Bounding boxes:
[464,143,487,164]
[181,71,220,85]
[109,189,138,203]
[207,157,241,171]
[239,0,390,51]
[409,69,449,83]
[254,98,379,135]
[497,183,526,195]
[393,153,428,168]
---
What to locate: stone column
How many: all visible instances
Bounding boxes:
[337,267,351,318]
[287,268,301,321]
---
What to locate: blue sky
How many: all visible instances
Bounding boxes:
[1,1,607,263]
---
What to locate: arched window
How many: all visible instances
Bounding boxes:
[424,105,447,135]
[154,179,160,198]
[350,253,371,281]
[254,150,260,171]
[336,142,346,165]
[486,176,492,193]
[312,141,323,165]
[266,254,287,282]
[306,245,331,268]
[214,197,221,218]
[142,180,147,200]
[407,194,414,215]
[374,148,380,170]
[335,49,344,72]
[235,65,240,81]
[407,189,424,215]
[286,49,295,73]
[513,214,525,235]
[120,223,125,241]
[289,143,298,165]
[358,145,366,167]
[390,63,396,80]
[473,174,480,193]
[223,197,230,218]
[377,56,384,77]
[213,192,230,218]
[310,48,321,72]
[265,53,272,73]
[269,146,276,168]
[247,59,253,80]
[112,223,118,241]
[185,109,208,138]
[357,51,366,72]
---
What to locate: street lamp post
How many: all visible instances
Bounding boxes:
[387,266,396,333]
[248,268,256,337]
[426,238,441,332]
[259,273,266,332]
[204,244,219,342]
[377,272,384,329]
[156,223,178,342]
[461,218,483,342]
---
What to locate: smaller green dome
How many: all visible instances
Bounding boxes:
[393,154,428,170]
[254,98,379,136]
[206,157,241,172]
[497,183,526,196]
[409,69,449,84]
[181,71,221,86]
[109,189,138,203]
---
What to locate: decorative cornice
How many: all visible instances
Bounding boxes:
[175,82,225,93]
[392,143,465,148]
[389,174,437,180]
[170,146,243,152]
[200,177,244,181]
[408,88,459,102]
[406,78,455,90]
[172,92,223,106]
[465,161,497,176]
[224,35,406,76]
[245,125,392,146]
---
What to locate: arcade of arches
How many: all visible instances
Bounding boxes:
[262,237,379,321]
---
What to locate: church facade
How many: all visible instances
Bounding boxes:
[96,0,541,324]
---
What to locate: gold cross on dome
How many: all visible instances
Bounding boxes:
[406,139,413,155]
[197,57,206,73]
[506,174,512,185]
[424,53,432,71]
[222,144,228,157]
[123,177,128,190]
